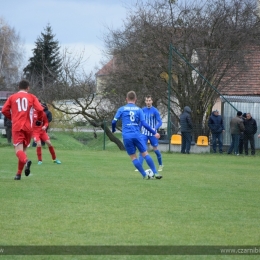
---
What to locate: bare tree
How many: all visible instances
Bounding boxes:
[30,48,125,150]
[102,0,260,139]
[0,17,24,90]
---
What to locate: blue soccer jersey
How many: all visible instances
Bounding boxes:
[113,103,145,139]
[141,106,162,136]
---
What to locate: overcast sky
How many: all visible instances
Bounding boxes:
[1,0,135,74]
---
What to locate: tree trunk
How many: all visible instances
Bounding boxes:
[102,122,125,151]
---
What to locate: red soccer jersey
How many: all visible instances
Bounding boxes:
[2,91,44,132]
[33,109,49,134]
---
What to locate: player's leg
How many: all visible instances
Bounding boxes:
[140,151,162,179]
[23,131,32,176]
[139,135,147,165]
[124,138,147,178]
[137,137,162,179]
[13,131,31,179]
[14,145,26,180]
[136,137,161,179]
[136,138,157,173]
[36,142,43,164]
[150,136,163,171]
[135,135,147,171]
[14,160,25,180]
[45,134,61,164]
[138,153,143,164]
[130,154,147,178]
[154,148,163,171]
[33,133,43,164]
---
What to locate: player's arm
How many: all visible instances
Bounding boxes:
[154,110,162,130]
[140,120,156,135]
[112,109,122,133]
[141,120,160,139]
[33,96,44,120]
[112,118,117,133]
[42,112,49,130]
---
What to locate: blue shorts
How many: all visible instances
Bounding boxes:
[142,135,158,147]
[123,137,147,155]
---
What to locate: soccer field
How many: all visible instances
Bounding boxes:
[0,132,260,260]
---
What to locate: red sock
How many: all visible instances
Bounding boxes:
[37,147,42,161]
[17,160,25,175]
[48,146,56,160]
[16,150,27,164]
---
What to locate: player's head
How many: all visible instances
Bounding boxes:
[18,79,30,91]
[237,111,242,117]
[126,91,137,103]
[145,95,153,108]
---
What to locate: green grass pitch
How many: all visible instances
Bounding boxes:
[0,131,259,260]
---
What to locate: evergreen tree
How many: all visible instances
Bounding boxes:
[23,24,62,89]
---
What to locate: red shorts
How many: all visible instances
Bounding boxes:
[33,130,50,143]
[12,130,33,147]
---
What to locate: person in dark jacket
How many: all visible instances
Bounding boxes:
[4,116,12,144]
[208,109,225,153]
[238,113,247,154]
[179,106,193,154]
[243,113,257,155]
[227,111,245,155]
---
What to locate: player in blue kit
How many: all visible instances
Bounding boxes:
[137,95,163,172]
[112,91,162,180]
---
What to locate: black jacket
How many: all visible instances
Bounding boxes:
[44,109,52,123]
[208,112,224,134]
[4,117,12,127]
[244,117,257,135]
[180,106,193,132]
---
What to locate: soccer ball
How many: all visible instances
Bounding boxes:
[145,169,154,178]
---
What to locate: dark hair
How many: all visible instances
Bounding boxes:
[237,111,242,116]
[145,95,153,100]
[127,91,136,101]
[19,79,30,90]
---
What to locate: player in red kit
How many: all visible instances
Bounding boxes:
[32,106,61,165]
[1,79,44,180]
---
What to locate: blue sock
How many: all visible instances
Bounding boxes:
[138,153,144,165]
[154,150,162,165]
[132,158,146,177]
[144,154,157,174]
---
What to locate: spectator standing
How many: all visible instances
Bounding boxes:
[180,106,193,154]
[208,109,225,153]
[1,79,43,180]
[227,111,245,155]
[238,113,247,154]
[243,113,257,155]
[4,116,12,144]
